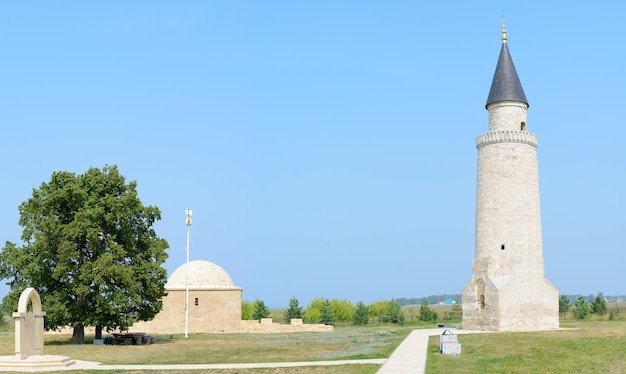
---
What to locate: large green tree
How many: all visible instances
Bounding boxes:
[0,165,169,344]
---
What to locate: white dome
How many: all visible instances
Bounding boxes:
[166,260,235,289]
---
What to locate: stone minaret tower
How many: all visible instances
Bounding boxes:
[461,23,559,331]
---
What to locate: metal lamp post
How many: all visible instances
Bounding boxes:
[185,208,192,338]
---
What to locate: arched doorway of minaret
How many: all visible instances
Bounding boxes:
[476,279,486,310]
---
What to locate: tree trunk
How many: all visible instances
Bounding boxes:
[95,325,103,340]
[71,325,85,344]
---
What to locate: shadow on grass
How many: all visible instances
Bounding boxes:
[44,335,179,346]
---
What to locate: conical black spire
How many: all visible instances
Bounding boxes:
[485,33,528,108]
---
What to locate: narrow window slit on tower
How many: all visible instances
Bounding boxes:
[501,244,505,250]
[521,122,527,131]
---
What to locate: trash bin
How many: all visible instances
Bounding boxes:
[439,329,461,355]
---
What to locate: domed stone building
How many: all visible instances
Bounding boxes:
[131,259,332,334]
[133,260,242,334]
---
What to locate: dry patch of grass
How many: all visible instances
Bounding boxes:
[0,325,409,373]
[426,320,626,373]
[3,319,626,373]
[36,327,409,365]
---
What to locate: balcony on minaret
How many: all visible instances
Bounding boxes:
[476,130,537,149]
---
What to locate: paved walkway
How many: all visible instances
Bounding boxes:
[0,358,386,372]
[376,328,490,373]
[0,328,484,372]
[376,328,439,374]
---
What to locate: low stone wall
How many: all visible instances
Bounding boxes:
[238,319,333,333]
[47,319,333,336]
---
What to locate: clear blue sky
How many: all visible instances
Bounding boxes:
[0,2,624,308]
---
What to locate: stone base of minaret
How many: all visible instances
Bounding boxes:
[462,272,559,332]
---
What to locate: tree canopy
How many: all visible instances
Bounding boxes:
[0,165,169,343]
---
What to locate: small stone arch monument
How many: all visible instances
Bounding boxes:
[13,287,45,359]
[0,287,75,369]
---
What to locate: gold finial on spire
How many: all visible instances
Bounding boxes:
[501,17,507,43]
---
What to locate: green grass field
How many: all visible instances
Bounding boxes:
[427,319,626,373]
[0,325,410,374]
[0,315,625,373]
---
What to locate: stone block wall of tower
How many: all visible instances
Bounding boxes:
[462,28,559,331]
[463,111,560,331]
[487,101,528,131]
[463,116,559,331]
[475,134,544,272]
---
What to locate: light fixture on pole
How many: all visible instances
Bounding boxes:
[184,208,192,338]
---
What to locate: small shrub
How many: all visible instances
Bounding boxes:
[303,298,325,323]
[443,303,462,320]
[353,302,369,326]
[418,300,438,322]
[330,299,356,322]
[319,300,336,326]
[381,300,405,324]
[283,297,303,324]
[573,296,590,320]
[591,293,607,316]
[252,299,270,321]
[368,301,388,323]
[241,301,254,320]
[559,294,571,315]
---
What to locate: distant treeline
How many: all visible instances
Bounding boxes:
[397,294,626,306]
[396,295,461,306]
[561,294,626,303]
